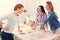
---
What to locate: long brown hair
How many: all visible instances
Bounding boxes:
[37,5,46,14]
[46,1,54,11]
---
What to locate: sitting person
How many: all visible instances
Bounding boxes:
[35,5,48,31]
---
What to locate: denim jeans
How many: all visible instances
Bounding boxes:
[1,31,14,40]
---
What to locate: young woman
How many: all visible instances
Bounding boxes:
[36,5,47,31]
[42,1,60,33]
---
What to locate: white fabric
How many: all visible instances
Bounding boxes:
[0,13,20,33]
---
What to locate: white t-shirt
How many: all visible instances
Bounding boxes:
[0,13,20,33]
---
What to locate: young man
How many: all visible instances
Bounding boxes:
[0,21,3,36]
[0,4,24,40]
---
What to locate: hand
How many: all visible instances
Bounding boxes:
[32,27,36,30]
[18,29,22,33]
[40,22,44,26]
[0,21,3,27]
[31,24,36,30]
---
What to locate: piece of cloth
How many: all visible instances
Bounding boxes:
[1,31,14,40]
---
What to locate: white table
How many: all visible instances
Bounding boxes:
[12,24,59,40]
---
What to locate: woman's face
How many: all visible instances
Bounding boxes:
[45,4,50,11]
[37,7,42,14]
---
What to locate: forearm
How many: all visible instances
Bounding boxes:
[18,25,22,32]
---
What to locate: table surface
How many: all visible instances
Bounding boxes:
[12,24,59,40]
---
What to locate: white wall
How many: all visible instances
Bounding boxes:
[0,0,60,21]
[40,0,60,21]
[0,0,29,17]
[0,0,18,17]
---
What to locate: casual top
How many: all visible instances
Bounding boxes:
[35,13,47,30]
[0,13,20,33]
[36,13,47,25]
[43,11,60,31]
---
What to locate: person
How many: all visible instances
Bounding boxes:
[35,5,47,31]
[41,1,60,33]
[0,4,24,40]
[0,22,3,36]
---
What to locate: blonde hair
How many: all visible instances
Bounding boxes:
[46,1,54,11]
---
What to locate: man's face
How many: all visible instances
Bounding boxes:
[17,7,24,14]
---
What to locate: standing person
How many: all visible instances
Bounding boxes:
[0,4,24,40]
[41,1,60,33]
[36,5,47,31]
[0,22,3,36]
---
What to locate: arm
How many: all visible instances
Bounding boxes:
[0,15,8,21]
[43,14,47,21]
[18,19,22,32]
[0,15,9,30]
[35,14,38,25]
[43,14,48,31]
[43,13,54,24]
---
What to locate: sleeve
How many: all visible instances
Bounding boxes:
[43,13,54,25]
[43,14,47,21]
[35,14,38,24]
[0,15,9,21]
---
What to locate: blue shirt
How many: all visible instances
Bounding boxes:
[44,11,60,31]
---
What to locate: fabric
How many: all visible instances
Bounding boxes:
[1,31,14,40]
[36,13,47,30]
[44,11,60,31]
[0,13,20,33]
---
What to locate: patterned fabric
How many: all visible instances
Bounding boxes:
[36,13,47,25]
[36,13,47,30]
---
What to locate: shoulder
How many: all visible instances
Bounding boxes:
[7,13,13,18]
